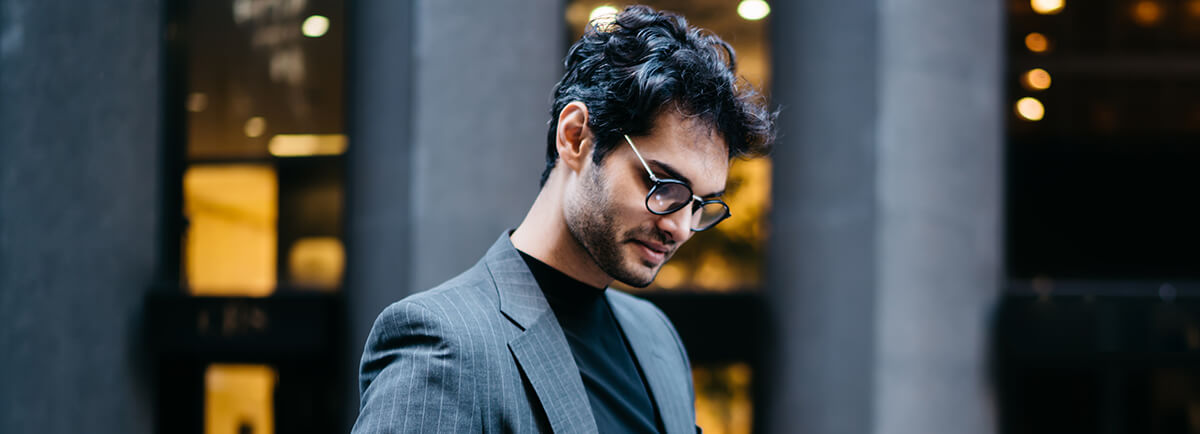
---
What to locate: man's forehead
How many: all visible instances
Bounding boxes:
[650,110,728,155]
[637,117,730,195]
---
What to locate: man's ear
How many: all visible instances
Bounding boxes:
[556,101,592,173]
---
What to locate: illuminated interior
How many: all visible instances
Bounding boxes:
[184,164,278,296]
[287,236,345,290]
[693,362,754,434]
[174,0,347,431]
[205,364,277,434]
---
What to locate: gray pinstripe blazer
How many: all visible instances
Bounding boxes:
[352,233,698,434]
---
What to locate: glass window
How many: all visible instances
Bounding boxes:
[181,0,346,294]
[175,1,346,432]
[184,164,278,296]
[205,364,278,434]
[1007,0,1200,280]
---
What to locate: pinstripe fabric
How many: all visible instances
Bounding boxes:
[353,233,698,433]
[607,291,697,434]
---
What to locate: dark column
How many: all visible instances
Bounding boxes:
[343,0,415,430]
[0,1,164,433]
[766,1,1002,433]
[342,0,564,429]
[408,0,565,291]
[765,0,881,432]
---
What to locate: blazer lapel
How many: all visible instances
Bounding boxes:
[485,234,598,433]
[607,293,693,434]
[509,313,599,433]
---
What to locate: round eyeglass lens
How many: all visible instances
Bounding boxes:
[648,183,692,214]
[694,202,729,229]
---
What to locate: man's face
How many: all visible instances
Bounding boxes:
[564,110,729,287]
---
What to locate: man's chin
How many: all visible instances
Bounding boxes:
[611,260,659,288]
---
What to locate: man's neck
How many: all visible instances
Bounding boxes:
[510,180,614,289]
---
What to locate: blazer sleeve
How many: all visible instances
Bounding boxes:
[352,299,479,434]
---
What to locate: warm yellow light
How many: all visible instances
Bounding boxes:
[205,364,276,434]
[1022,68,1052,90]
[1132,1,1164,26]
[1031,0,1065,15]
[187,92,208,112]
[184,165,277,296]
[244,116,266,138]
[1188,0,1200,18]
[589,5,620,23]
[1024,32,1049,53]
[268,134,347,157]
[694,363,753,434]
[693,253,740,291]
[302,15,330,37]
[654,263,686,289]
[287,237,345,290]
[737,0,771,21]
[1016,97,1045,121]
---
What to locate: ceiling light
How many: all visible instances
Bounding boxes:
[302,15,330,38]
[738,0,771,21]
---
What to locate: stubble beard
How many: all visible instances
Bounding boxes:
[564,167,659,288]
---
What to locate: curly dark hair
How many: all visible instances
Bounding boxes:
[540,5,777,186]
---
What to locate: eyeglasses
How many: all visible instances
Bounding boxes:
[623,134,731,232]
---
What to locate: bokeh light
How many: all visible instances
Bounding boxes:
[1131,1,1165,26]
[187,92,208,112]
[1024,32,1049,53]
[1022,68,1052,90]
[302,15,330,38]
[1016,97,1045,121]
[244,116,266,138]
[589,5,620,23]
[1031,0,1065,15]
[737,0,771,21]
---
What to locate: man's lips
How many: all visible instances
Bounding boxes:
[631,239,671,264]
[634,239,669,254]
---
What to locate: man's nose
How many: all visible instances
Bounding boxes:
[655,206,693,243]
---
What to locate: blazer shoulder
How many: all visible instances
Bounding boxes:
[360,262,505,390]
[356,282,495,433]
[367,262,502,353]
[393,261,497,316]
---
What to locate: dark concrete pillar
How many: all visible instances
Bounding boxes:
[343,0,564,429]
[766,0,1002,433]
[408,0,565,291]
[764,1,881,432]
[343,0,415,429]
[0,1,164,433]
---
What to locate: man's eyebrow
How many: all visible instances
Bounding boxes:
[648,160,725,198]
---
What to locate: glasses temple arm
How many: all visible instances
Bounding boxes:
[623,134,660,183]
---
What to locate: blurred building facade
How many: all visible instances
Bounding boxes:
[2,0,1197,434]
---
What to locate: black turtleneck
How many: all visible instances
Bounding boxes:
[517,250,662,434]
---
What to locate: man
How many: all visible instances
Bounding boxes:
[353,5,774,433]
